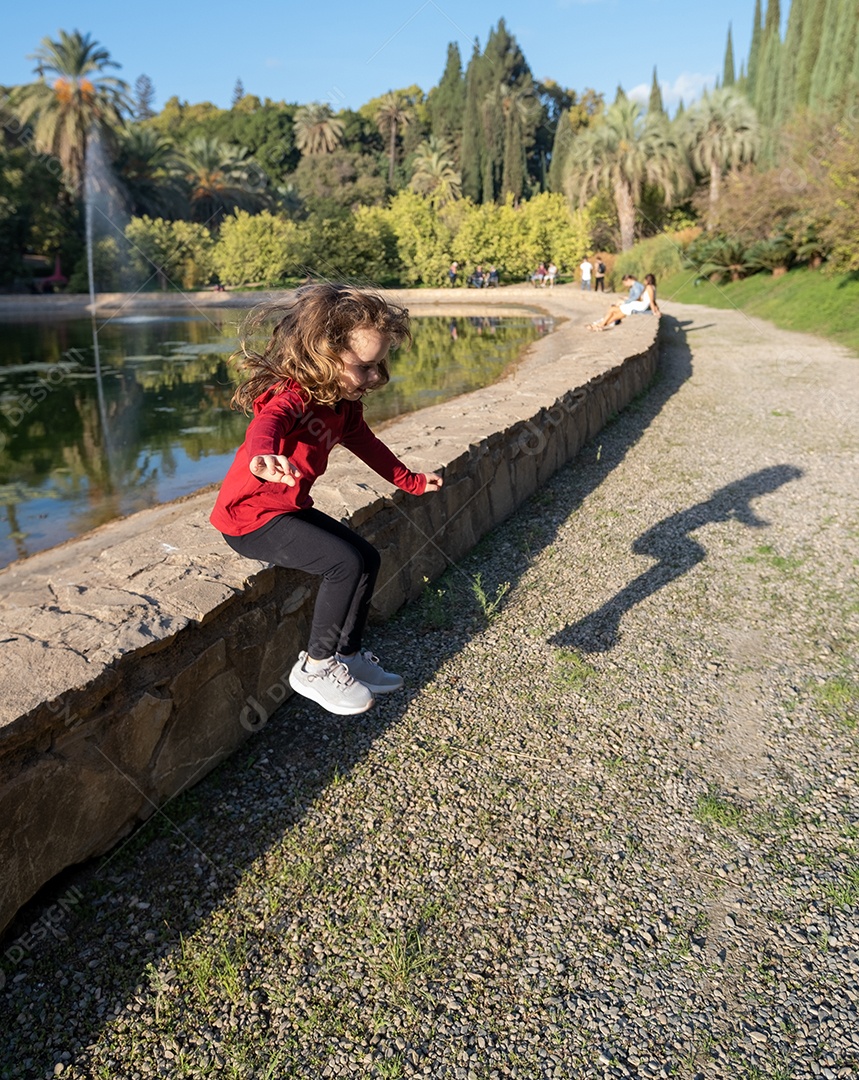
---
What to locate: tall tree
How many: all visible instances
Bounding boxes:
[808,0,843,108]
[723,25,736,87]
[427,43,465,146]
[232,79,245,107]
[775,0,806,124]
[564,98,688,250]
[475,19,538,203]
[293,102,345,156]
[764,0,781,35]
[794,0,827,107]
[822,0,859,107]
[11,29,130,194]
[746,0,764,96]
[133,74,155,120]
[460,41,485,201]
[375,91,415,187]
[682,88,759,228]
[649,67,665,115]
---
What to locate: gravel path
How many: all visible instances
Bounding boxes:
[1,302,858,1079]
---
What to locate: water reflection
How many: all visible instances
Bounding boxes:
[0,312,551,565]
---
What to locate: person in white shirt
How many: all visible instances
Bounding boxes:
[579,256,593,290]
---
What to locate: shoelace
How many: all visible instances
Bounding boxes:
[308,659,356,689]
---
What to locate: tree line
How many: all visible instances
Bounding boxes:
[1,3,857,292]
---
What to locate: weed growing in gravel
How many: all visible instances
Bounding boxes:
[471,572,511,621]
[553,649,597,689]
[694,789,745,828]
[809,675,858,728]
[375,1054,406,1078]
[822,867,859,911]
[418,575,456,631]
[742,543,805,574]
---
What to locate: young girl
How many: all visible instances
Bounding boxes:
[210,283,443,716]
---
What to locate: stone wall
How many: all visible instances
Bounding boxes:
[0,288,659,935]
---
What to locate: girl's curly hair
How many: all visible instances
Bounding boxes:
[230,283,412,412]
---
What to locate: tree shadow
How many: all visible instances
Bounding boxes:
[550,464,803,654]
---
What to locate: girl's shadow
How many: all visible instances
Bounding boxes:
[550,464,803,653]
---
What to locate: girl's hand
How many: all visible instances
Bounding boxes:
[250,455,300,485]
[421,472,444,493]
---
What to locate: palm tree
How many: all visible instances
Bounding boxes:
[681,88,759,230]
[564,98,689,251]
[179,136,267,226]
[113,126,186,218]
[375,92,415,187]
[10,29,130,194]
[410,136,462,206]
[293,103,344,156]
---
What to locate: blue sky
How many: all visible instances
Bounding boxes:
[3,0,763,115]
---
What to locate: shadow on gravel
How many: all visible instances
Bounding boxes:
[0,315,707,1075]
[550,463,804,653]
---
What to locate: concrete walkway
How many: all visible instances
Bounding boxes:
[1,296,857,1079]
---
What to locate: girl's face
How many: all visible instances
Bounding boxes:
[337,327,390,401]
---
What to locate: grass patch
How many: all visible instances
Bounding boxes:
[809,675,859,729]
[822,867,859,911]
[659,266,859,356]
[695,789,745,829]
[553,649,598,689]
[742,543,805,574]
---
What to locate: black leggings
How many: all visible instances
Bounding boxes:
[223,509,381,660]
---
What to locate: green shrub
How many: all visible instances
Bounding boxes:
[125,217,215,290]
[613,227,701,287]
[213,209,304,286]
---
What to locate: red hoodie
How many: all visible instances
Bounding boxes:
[210,381,427,536]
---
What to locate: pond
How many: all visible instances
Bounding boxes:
[0,310,552,566]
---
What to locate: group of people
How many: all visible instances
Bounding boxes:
[578,256,606,292]
[530,262,558,287]
[447,262,499,288]
[587,273,660,330]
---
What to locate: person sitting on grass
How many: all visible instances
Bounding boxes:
[587,273,660,330]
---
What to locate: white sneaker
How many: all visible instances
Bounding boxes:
[338,650,404,694]
[288,653,375,715]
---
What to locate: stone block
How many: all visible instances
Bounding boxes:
[169,639,228,706]
[152,669,247,801]
[0,753,146,937]
[97,693,173,775]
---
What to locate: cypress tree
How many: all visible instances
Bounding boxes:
[547,109,571,192]
[427,43,465,145]
[460,41,484,202]
[480,19,536,203]
[755,26,783,159]
[649,67,665,114]
[764,0,781,35]
[809,0,842,108]
[614,84,627,104]
[794,0,828,106]
[824,0,859,107]
[747,0,764,97]
[776,0,806,123]
[723,25,736,87]
[501,105,525,201]
[675,98,686,118]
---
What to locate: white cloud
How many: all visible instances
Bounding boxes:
[630,72,717,112]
